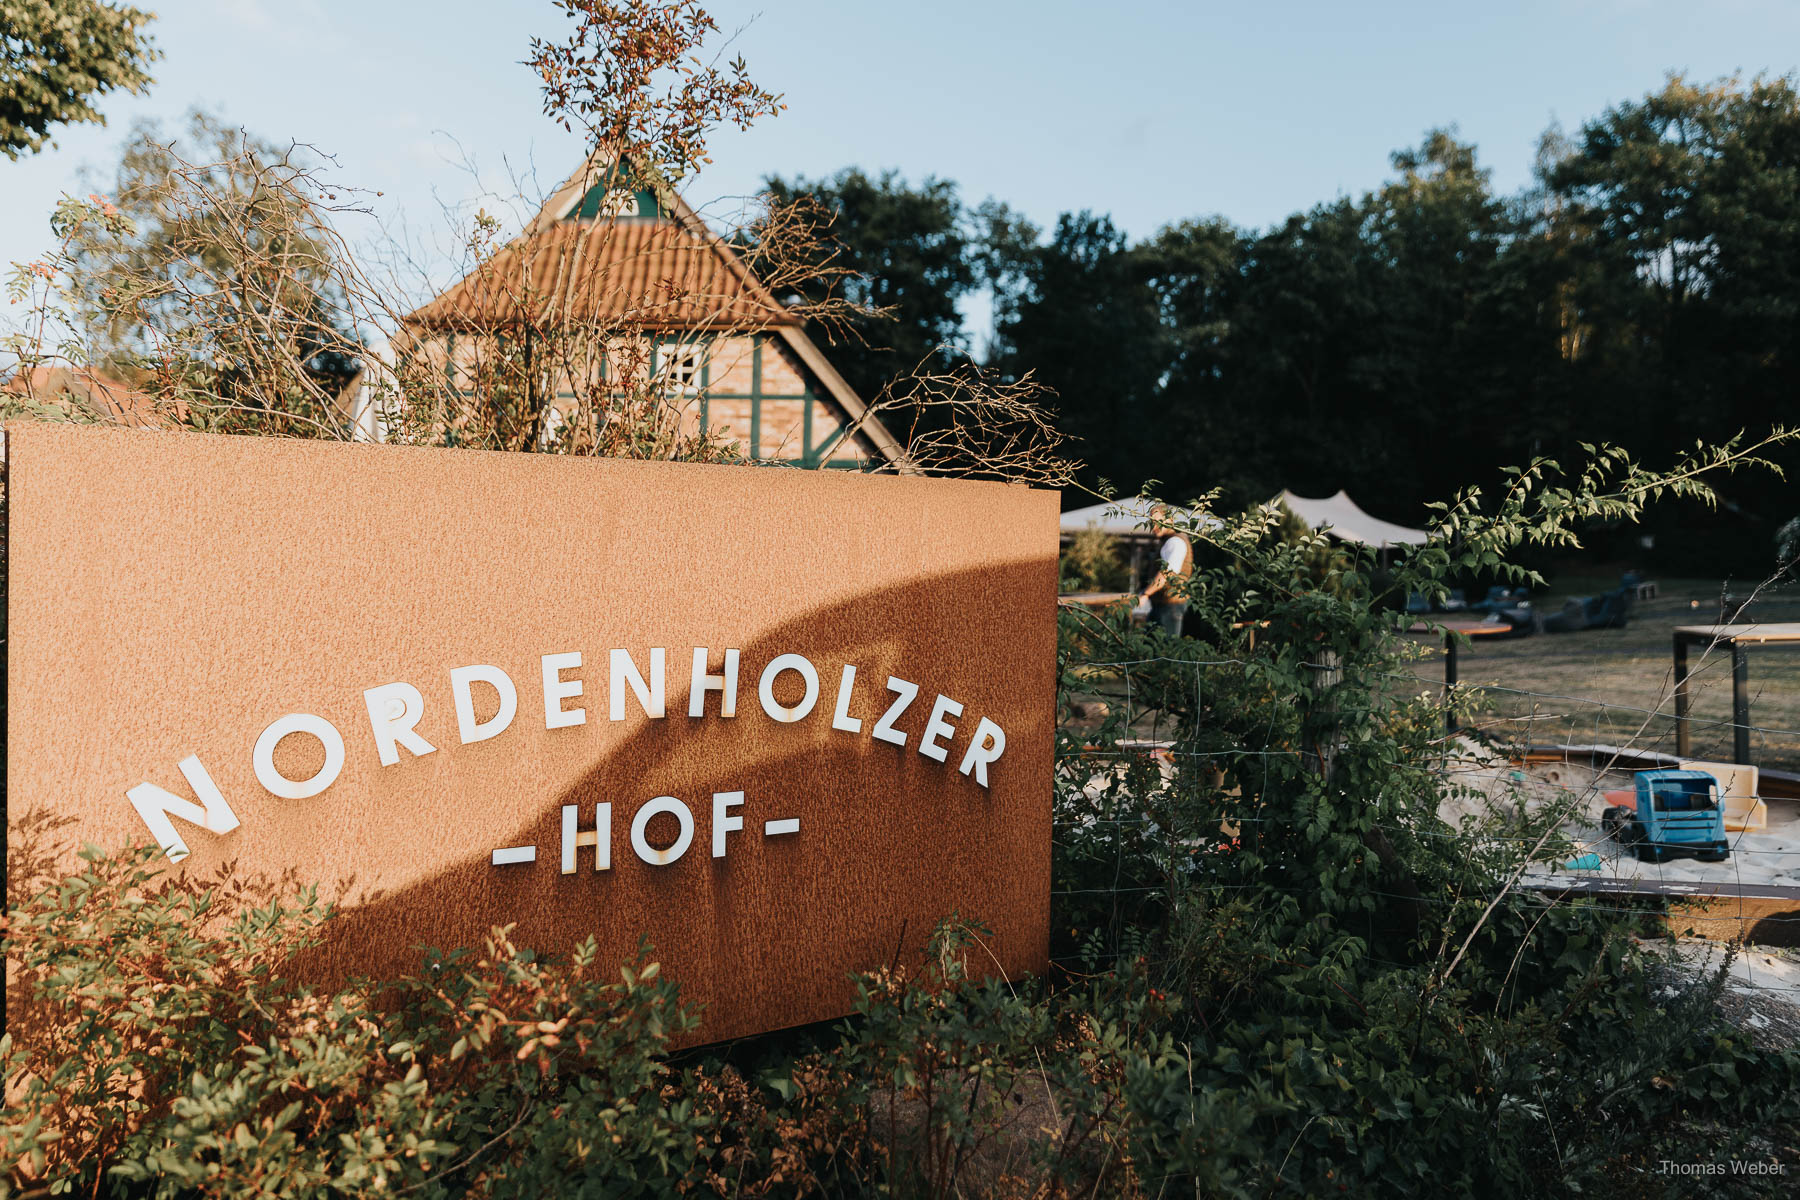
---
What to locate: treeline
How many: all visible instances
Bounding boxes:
[773,74,1800,574]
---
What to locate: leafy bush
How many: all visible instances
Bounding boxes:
[1059,525,1132,593]
[2,815,865,1197]
[1046,442,1800,1195]
[0,822,1172,1198]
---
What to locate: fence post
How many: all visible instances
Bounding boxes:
[1673,633,1691,759]
[1307,649,1343,782]
[1444,633,1459,734]
[1733,643,1751,766]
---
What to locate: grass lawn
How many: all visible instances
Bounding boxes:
[1404,576,1800,774]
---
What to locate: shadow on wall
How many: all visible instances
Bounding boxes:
[299,558,1057,1044]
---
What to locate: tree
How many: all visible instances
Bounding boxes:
[972,133,1555,518]
[1548,74,1800,566]
[529,0,781,184]
[1,0,158,159]
[1181,196,1374,505]
[58,109,364,437]
[1141,131,1570,526]
[762,169,976,403]
[1342,130,1545,510]
[988,211,1173,495]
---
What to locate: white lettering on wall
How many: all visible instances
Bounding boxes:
[562,802,612,873]
[871,676,919,746]
[712,790,744,857]
[449,664,518,744]
[253,713,346,799]
[500,790,799,870]
[758,653,820,723]
[126,755,239,862]
[917,694,964,763]
[830,664,862,733]
[630,795,695,866]
[688,647,740,718]
[957,717,1007,788]
[363,681,437,766]
[541,651,586,729]
[124,647,1015,861]
[610,647,665,720]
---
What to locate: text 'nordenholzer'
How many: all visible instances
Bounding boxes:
[125,647,1010,860]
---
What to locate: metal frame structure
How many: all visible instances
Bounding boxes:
[1672,623,1800,765]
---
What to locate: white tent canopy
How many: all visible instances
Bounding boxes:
[1060,496,1218,537]
[1278,489,1429,548]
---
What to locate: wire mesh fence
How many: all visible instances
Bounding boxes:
[1053,647,1800,1000]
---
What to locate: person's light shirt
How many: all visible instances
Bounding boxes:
[1159,537,1188,575]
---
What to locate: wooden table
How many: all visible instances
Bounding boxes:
[1672,623,1800,765]
[1058,591,1133,609]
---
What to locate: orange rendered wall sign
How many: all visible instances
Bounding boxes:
[3,424,1058,1042]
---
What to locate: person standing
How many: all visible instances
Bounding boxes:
[1143,506,1193,637]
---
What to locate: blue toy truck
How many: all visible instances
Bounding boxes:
[1601,769,1730,863]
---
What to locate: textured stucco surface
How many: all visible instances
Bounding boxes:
[5,423,1057,1042]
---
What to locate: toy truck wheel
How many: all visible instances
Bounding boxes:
[1635,841,1665,864]
[1605,810,1646,848]
[1699,845,1729,863]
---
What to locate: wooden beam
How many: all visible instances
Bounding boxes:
[1523,877,1800,947]
[773,326,912,472]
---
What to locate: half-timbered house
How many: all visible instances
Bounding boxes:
[370,151,905,468]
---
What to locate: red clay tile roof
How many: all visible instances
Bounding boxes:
[1,365,182,428]
[403,219,800,333]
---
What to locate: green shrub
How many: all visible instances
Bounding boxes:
[1,815,867,1197]
[1060,525,1132,593]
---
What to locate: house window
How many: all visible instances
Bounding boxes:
[539,404,568,448]
[663,342,704,395]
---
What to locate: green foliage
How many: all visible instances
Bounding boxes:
[2,192,137,380]
[1059,524,1130,592]
[62,109,363,432]
[988,211,1174,496]
[3,114,370,439]
[0,0,159,159]
[1542,72,1800,567]
[781,75,1800,572]
[3,811,347,1195]
[1047,456,1800,1195]
[528,0,783,183]
[762,169,978,403]
[836,917,1222,1198]
[1,814,868,1197]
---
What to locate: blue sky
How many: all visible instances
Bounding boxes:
[4,0,1799,312]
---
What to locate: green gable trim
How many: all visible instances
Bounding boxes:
[750,338,763,459]
[698,340,711,434]
[565,181,661,221]
[802,387,814,466]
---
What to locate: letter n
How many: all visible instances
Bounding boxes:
[127,756,240,862]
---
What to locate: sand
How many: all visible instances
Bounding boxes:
[1434,740,1800,891]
